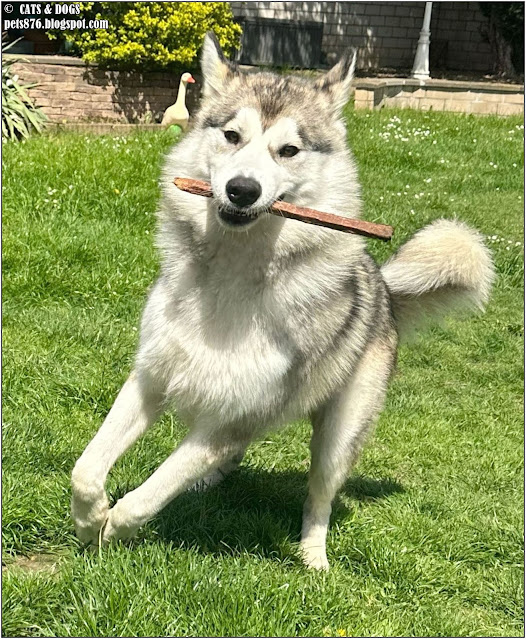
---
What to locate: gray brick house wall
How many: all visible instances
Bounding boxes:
[230,1,493,71]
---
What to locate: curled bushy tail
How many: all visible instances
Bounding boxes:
[381,219,495,338]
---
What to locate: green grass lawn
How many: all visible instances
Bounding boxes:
[2,109,524,637]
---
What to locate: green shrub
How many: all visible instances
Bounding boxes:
[50,2,241,71]
[1,39,47,141]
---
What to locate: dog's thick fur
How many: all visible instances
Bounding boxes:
[71,34,495,569]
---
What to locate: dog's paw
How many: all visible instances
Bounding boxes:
[300,542,330,571]
[101,498,141,544]
[71,484,109,545]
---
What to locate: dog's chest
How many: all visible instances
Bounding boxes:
[141,266,294,423]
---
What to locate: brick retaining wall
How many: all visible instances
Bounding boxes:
[9,55,524,124]
[354,78,524,115]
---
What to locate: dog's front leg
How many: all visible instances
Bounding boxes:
[71,370,163,544]
[301,336,396,570]
[101,428,247,543]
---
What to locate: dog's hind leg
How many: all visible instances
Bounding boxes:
[301,335,397,570]
[101,424,250,543]
[71,370,163,545]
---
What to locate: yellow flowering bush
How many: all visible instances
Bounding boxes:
[51,2,241,71]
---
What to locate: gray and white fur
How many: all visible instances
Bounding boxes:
[71,33,495,570]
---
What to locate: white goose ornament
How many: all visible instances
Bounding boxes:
[161,72,195,131]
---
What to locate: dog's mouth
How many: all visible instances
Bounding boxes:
[217,206,260,229]
[216,194,288,229]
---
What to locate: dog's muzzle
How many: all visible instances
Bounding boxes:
[217,176,263,228]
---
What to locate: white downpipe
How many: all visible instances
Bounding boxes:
[411,2,433,80]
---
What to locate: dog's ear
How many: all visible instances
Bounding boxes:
[314,50,356,116]
[201,31,237,98]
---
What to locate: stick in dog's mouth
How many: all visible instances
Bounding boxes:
[174,177,393,241]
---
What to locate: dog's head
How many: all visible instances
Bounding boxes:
[191,32,357,231]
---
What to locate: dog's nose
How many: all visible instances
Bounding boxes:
[225,177,262,208]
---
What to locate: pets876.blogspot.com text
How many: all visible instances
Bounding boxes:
[3,3,109,31]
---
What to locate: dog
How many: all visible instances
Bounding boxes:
[71,33,495,570]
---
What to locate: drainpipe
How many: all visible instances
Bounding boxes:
[411,1,433,80]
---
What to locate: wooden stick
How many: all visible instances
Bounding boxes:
[174,177,393,241]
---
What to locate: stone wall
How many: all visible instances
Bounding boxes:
[231,1,493,71]
[10,55,201,124]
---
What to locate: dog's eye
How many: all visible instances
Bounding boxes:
[224,130,240,144]
[279,145,300,158]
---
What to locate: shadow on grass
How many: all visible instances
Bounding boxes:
[150,468,404,560]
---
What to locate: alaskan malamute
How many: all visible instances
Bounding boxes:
[72,33,494,569]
